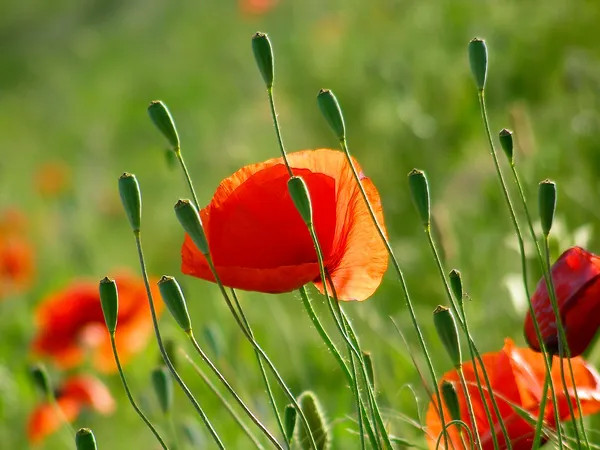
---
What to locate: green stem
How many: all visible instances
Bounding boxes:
[186,331,283,449]
[267,87,293,177]
[133,231,225,449]
[457,370,480,450]
[110,334,169,449]
[175,150,201,209]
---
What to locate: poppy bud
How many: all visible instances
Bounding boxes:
[468,38,488,91]
[151,365,173,415]
[252,32,274,89]
[99,277,118,334]
[296,391,330,450]
[158,275,192,333]
[448,269,463,306]
[147,100,180,150]
[29,363,51,398]
[408,169,430,227]
[538,179,557,237]
[75,428,98,450]
[441,380,461,422]
[499,129,514,164]
[118,173,142,233]
[174,199,209,255]
[362,351,375,390]
[287,176,313,227]
[283,404,297,444]
[433,305,462,368]
[317,89,346,142]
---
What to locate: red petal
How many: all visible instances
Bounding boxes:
[27,398,80,444]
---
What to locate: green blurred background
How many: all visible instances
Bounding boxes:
[2,0,600,448]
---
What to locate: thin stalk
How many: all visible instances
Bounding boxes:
[348,350,367,450]
[338,138,448,450]
[47,390,77,446]
[267,87,292,177]
[185,331,283,449]
[109,334,169,449]
[456,370,481,450]
[533,369,552,447]
[166,412,180,450]
[180,350,266,449]
[133,232,225,449]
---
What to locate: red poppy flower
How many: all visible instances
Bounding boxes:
[425,338,600,449]
[32,273,162,372]
[28,375,115,444]
[0,208,34,300]
[524,246,600,357]
[181,149,388,301]
[239,0,278,16]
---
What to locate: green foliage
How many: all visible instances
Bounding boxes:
[295,391,330,450]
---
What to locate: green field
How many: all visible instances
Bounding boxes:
[2,0,600,448]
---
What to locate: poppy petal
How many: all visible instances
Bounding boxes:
[27,398,80,444]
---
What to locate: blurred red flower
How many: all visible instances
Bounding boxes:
[239,0,278,16]
[28,374,115,444]
[0,208,35,300]
[182,149,388,301]
[425,338,600,449]
[524,246,600,357]
[34,161,71,199]
[32,273,162,373]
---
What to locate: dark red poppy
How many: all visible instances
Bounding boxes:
[0,208,34,300]
[32,272,162,372]
[524,246,600,357]
[425,338,600,449]
[27,375,115,444]
[181,149,388,301]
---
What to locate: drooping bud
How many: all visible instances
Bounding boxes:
[29,363,51,398]
[408,169,430,227]
[498,129,514,164]
[468,38,488,91]
[317,89,346,141]
[441,380,461,422]
[75,428,98,450]
[151,365,173,415]
[174,200,209,255]
[538,179,557,237]
[448,269,463,306]
[433,305,462,368]
[118,173,142,233]
[99,277,118,333]
[287,176,313,227]
[158,276,192,333]
[147,100,180,150]
[251,32,274,89]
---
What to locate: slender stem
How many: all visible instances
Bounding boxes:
[348,350,366,450]
[267,88,293,177]
[110,334,169,449]
[47,390,77,445]
[180,350,266,449]
[165,412,180,450]
[133,231,225,449]
[175,150,201,209]
[186,331,283,449]
[457,371,480,450]
[338,138,448,450]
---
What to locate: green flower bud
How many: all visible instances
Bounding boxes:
[151,365,173,415]
[158,275,192,333]
[283,404,297,444]
[147,100,180,150]
[441,380,461,422]
[174,199,209,255]
[433,305,462,368]
[448,269,463,306]
[29,363,51,398]
[287,176,313,226]
[118,173,142,233]
[99,277,118,333]
[499,128,514,164]
[408,169,430,227]
[296,391,330,450]
[252,32,274,89]
[75,428,98,450]
[538,179,557,237]
[468,38,488,91]
[317,89,346,141]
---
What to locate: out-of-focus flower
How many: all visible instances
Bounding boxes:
[32,273,162,372]
[34,161,71,199]
[27,375,115,445]
[425,338,600,449]
[0,208,34,300]
[182,149,388,301]
[239,0,278,16]
[524,246,600,356]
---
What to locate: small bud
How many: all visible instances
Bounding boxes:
[408,169,430,227]
[317,89,346,141]
[468,38,488,91]
[441,381,461,422]
[29,363,51,398]
[147,100,180,150]
[99,277,118,333]
[362,351,375,390]
[174,200,209,255]
[287,176,313,226]
[433,305,462,368]
[283,404,297,444]
[448,270,463,305]
[151,366,173,415]
[118,173,142,233]
[498,129,514,164]
[296,391,330,450]
[75,428,98,450]
[252,32,274,89]
[538,179,557,237]
[158,276,192,333]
